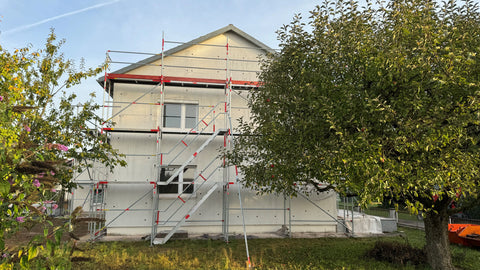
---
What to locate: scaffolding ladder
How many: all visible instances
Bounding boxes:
[153,183,219,244]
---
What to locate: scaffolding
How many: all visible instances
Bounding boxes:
[83,31,263,245]
[69,26,346,251]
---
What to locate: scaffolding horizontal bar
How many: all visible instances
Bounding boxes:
[164,40,275,51]
[102,128,159,133]
[168,54,259,63]
[229,208,288,211]
[229,44,269,50]
[105,101,160,105]
[108,50,160,56]
[105,79,257,90]
[106,73,260,87]
[290,220,340,223]
[73,181,156,185]
[110,61,162,67]
[104,101,220,109]
[167,54,226,61]
[124,154,156,157]
[180,219,223,223]
[74,180,107,184]
[230,69,261,73]
[109,49,261,64]
[96,208,151,212]
[163,64,225,72]
[103,128,231,136]
[164,40,225,48]
[106,220,223,228]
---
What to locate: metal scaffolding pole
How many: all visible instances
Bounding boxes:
[222,36,231,242]
[150,31,166,245]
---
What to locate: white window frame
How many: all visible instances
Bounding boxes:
[92,188,104,205]
[163,102,198,131]
[158,165,196,197]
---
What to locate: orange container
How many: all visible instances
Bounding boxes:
[448,224,480,247]
[448,224,470,246]
[457,224,480,247]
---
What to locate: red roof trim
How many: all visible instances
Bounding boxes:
[106,73,260,86]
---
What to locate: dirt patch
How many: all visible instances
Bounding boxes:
[366,240,426,266]
[4,217,90,249]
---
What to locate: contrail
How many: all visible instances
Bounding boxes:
[2,0,120,36]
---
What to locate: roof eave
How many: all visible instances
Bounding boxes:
[97,24,275,86]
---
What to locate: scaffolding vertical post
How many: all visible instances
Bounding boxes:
[88,180,107,239]
[93,183,99,237]
[222,36,231,242]
[101,182,107,237]
[156,31,166,180]
[103,50,113,128]
[351,197,355,235]
[101,52,108,121]
[284,193,292,237]
[343,196,347,232]
[222,182,229,242]
[237,182,251,267]
[150,187,160,246]
[68,189,74,215]
[101,52,113,239]
[95,52,110,238]
[151,31,166,245]
[88,183,95,237]
[288,196,292,238]
[283,194,287,231]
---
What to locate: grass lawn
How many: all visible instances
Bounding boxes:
[72,227,480,270]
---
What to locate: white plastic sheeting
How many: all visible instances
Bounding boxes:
[338,210,383,234]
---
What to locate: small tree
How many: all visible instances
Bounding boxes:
[0,31,125,268]
[231,1,480,269]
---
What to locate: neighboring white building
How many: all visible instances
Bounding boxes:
[70,25,338,244]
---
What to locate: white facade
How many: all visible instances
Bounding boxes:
[72,25,338,241]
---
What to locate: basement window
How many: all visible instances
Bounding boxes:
[158,165,195,195]
[163,103,198,130]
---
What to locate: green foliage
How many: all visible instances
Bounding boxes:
[232,0,480,215]
[231,1,480,268]
[0,30,126,268]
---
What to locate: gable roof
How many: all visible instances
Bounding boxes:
[99,24,274,83]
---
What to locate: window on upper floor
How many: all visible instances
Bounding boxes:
[163,103,198,129]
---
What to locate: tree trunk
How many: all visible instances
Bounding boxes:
[423,208,455,270]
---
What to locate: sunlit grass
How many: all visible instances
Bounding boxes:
[72,226,480,270]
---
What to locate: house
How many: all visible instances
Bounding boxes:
[70,25,338,244]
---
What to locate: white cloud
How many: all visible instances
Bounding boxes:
[2,0,121,36]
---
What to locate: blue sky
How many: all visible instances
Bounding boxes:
[0,0,330,105]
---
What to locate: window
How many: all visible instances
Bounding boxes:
[163,103,198,129]
[93,189,104,204]
[158,166,195,195]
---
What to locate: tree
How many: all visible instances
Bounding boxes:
[230,0,480,269]
[0,31,126,268]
